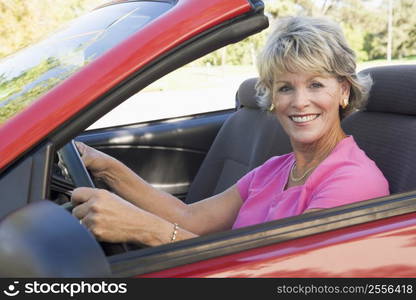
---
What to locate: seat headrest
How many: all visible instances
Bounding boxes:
[361,64,416,115]
[236,77,260,109]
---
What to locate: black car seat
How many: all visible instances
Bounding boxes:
[342,64,416,194]
[185,78,291,204]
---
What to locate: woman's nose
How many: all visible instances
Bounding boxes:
[291,89,310,109]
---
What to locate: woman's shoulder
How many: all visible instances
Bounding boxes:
[321,136,378,170]
[261,153,294,169]
[249,153,294,180]
[236,152,294,197]
[312,136,389,188]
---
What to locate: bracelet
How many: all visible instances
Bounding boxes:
[170,223,179,243]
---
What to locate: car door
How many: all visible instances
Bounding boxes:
[77,109,233,200]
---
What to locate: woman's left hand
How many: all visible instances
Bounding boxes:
[71,187,145,244]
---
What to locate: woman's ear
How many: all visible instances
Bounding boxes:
[338,79,351,107]
[341,79,351,99]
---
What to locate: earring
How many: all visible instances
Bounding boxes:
[341,98,348,109]
[268,103,275,112]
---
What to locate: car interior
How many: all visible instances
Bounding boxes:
[83,63,416,204]
[1,63,416,277]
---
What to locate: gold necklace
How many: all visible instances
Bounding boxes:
[290,162,316,182]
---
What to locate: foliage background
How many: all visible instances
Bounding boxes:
[198,0,416,66]
[1,0,415,63]
[0,0,106,58]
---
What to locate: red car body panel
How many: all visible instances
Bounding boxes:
[0,0,251,171]
[141,213,416,277]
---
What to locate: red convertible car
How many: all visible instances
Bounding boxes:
[0,0,416,278]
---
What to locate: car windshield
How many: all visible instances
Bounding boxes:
[0,1,172,125]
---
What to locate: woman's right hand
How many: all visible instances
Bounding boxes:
[75,142,116,180]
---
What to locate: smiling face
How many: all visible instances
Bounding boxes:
[273,72,350,149]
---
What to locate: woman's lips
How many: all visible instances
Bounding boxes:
[289,114,320,123]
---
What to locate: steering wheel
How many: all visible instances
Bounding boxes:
[58,140,94,194]
[57,140,130,255]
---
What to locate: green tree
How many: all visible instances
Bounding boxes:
[392,0,416,58]
[341,0,416,60]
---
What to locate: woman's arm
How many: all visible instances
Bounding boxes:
[73,143,243,241]
[71,185,242,245]
[71,187,197,246]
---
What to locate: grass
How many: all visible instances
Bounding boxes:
[143,65,257,92]
[357,56,416,70]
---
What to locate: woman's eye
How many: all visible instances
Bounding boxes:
[310,82,323,88]
[278,85,292,92]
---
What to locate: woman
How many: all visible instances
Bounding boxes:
[71,16,389,246]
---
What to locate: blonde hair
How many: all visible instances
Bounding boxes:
[256,16,372,118]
